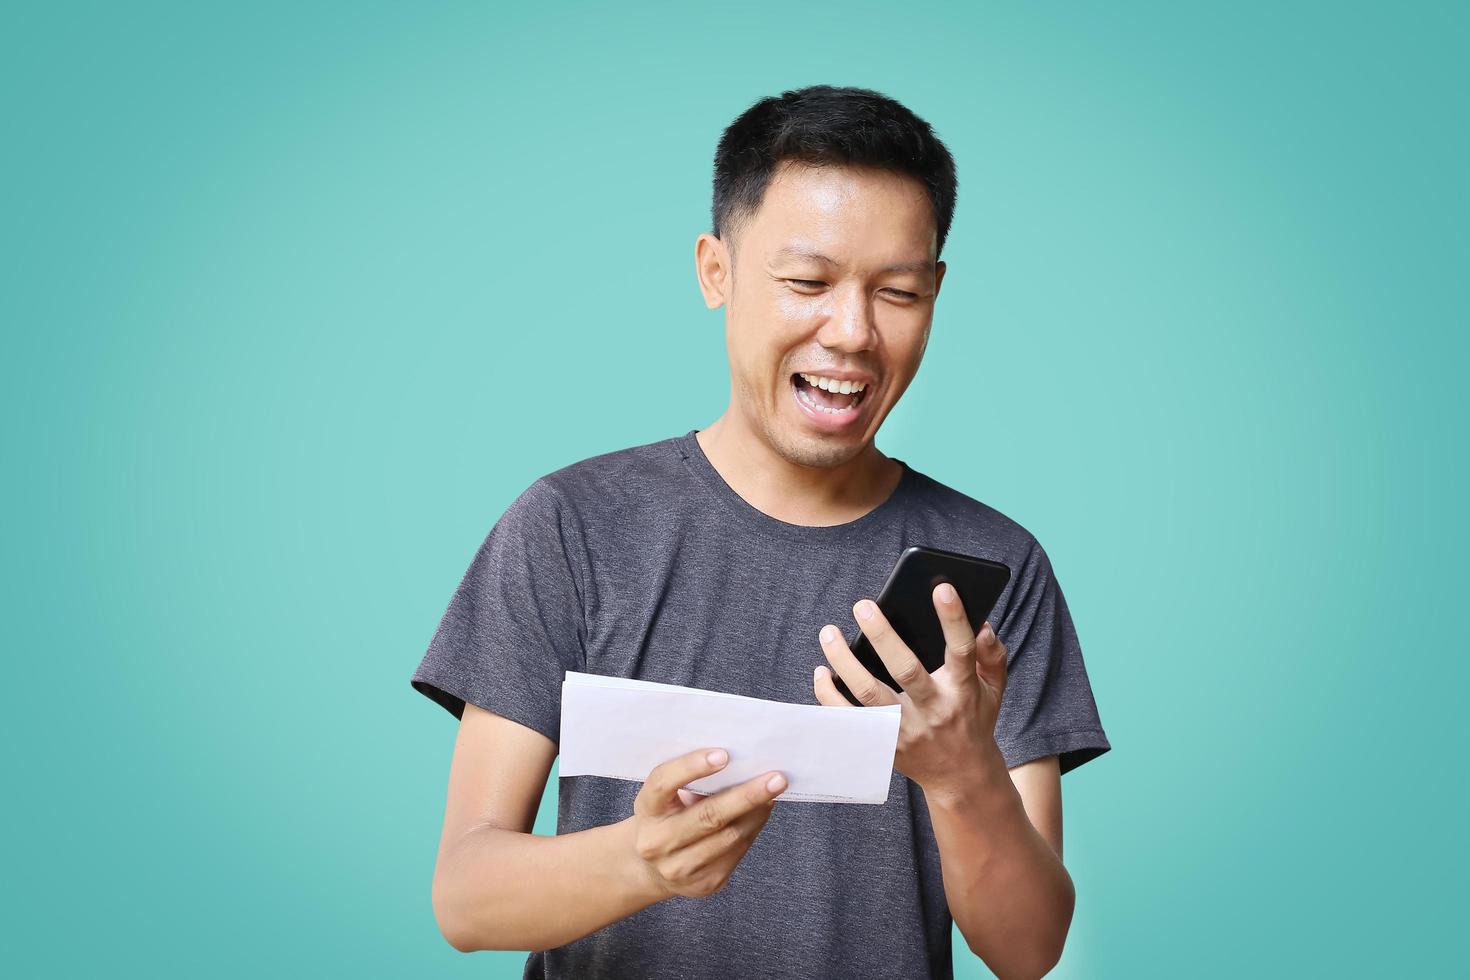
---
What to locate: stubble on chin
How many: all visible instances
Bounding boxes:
[766,422,866,471]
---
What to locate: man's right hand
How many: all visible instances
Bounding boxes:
[627,748,787,900]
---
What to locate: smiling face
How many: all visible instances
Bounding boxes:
[696,160,946,470]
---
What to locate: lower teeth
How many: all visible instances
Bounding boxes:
[796,382,861,415]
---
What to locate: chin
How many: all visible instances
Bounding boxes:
[770,424,869,469]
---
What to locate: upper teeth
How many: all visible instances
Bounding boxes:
[800,373,868,394]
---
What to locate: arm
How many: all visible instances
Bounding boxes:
[813,586,1078,979]
[414,481,791,951]
[924,752,1073,979]
[430,702,787,953]
[430,704,661,952]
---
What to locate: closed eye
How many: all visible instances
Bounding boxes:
[786,279,919,300]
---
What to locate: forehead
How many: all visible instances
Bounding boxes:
[746,161,937,263]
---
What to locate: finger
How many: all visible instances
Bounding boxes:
[664,769,788,851]
[933,583,980,676]
[674,799,776,879]
[812,664,851,706]
[819,624,899,706]
[636,747,730,817]
[974,621,1009,690]
[852,599,936,700]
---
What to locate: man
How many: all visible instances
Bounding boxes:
[411,84,1110,980]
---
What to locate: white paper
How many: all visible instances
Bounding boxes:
[558,671,902,804]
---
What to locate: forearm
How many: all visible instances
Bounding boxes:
[434,815,665,953]
[924,751,1075,979]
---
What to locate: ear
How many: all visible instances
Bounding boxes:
[933,259,947,299]
[695,232,732,310]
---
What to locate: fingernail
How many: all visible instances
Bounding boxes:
[820,625,836,643]
[937,583,956,604]
[767,773,787,792]
[707,749,728,766]
[856,601,874,621]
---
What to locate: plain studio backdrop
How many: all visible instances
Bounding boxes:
[3,2,1464,976]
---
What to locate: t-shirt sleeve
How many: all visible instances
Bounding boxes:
[409,478,588,745]
[991,538,1111,776]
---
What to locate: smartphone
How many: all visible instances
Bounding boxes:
[833,545,1012,706]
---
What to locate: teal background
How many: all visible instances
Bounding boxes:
[5,1,1465,976]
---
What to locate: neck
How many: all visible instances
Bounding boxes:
[695,410,903,528]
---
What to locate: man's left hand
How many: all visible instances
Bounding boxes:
[812,584,1009,795]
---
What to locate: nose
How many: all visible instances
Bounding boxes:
[814,281,878,354]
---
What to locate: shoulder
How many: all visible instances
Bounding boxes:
[903,468,1076,650]
[902,465,1050,574]
[506,432,687,526]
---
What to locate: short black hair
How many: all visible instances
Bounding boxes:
[711,84,958,261]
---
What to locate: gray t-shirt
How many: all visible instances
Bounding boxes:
[411,428,1110,980]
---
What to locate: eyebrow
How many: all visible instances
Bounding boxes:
[772,246,932,275]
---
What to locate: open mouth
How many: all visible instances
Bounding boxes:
[791,372,870,417]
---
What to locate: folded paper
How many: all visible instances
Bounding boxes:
[559,671,902,804]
